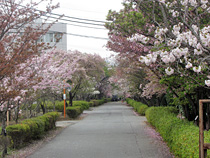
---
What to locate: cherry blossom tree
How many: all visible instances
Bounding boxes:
[67,51,106,105]
[106,0,210,124]
[0,0,60,156]
[105,2,166,104]
[134,0,210,122]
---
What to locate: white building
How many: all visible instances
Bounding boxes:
[39,22,67,51]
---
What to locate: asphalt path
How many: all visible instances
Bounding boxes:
[28,102,173,158]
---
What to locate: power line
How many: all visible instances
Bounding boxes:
[49,30,108,40]
[66,33,108,40]
[48,11,106,24]
[2,1,108,29]
[66,22,106,30]
[43,18,106,30]
[43,14,105,27]
[2,1,109,40]
[4,2,106,24]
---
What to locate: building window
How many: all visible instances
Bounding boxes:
[38,33,63,43]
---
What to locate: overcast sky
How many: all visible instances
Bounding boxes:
[38,0,124,58]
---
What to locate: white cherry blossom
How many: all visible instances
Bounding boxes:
[205,80,210,87]
[165,67,174,75]
[193,66,201,73]
[186,62,193,69]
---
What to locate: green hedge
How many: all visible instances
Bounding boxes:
[26,99,110,113]
[90,100,99,106]
[66,106,83,118]
[106,98,111,102]
[126,98,148,116]
[98,99,105,105]
[145,106,210,157]
[6,112,59,149]
[55,101,64,112]
[88,101,94,107]
[73,101,89,110]
[54,100,90,112]
[90,99,105,107]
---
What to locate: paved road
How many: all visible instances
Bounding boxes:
[28,102,173,158]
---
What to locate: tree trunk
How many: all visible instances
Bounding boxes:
[1,111,7,157]
[69,91,73,106]
[185,94,198,123]
[29,104,32,118]
[41,103,45,114]
[65,99,68,107]
[205,104,210,131]
[15,105,19,124]
[182,104,190,121]
[53,100,55,111]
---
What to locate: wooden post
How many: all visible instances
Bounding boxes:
[199,99,210,158]
[7,110,9,126]
[199,100,204,158]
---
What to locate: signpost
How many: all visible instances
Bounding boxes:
[63,79,72,118]
[199,99,210,158]
[63,88,66,118]
[63,86,71,118]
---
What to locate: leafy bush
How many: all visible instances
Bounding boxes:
[88,101,94,107]
[6,124,30,148]
[45,101,55,111]
[6,112,59,149]
[90,99,106,106]
[90,100,99,107]
[138,104,148,115]
[107,98,112,102]
[55,101,64,112]
[0,135,11,154]
[145,106,209,157]
[73,101,89,110]
[21,119,40,140]
[98,99,105,105]
[43,112,59,129]
[126,99,148,116]
[126,98,134,104]
[29,117,45,138]
[66,106,83,118]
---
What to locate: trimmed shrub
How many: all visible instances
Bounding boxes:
[45,101,54,111]
[55,101,64,112]
[126,99,148,116]
[66,106,83,118]
[107,98,111,102]
[29,117,45,138]
[138,104,148,115]
[6,124,30,148]
[90,99,106,107]
[0,135,11,152]
[88,101,94,107]
[145,106,208,158]
[90,100,99,107]
[73,101,89,110]
[21,119,40,140]
[98,99,105,105]
[43,112,59,129]
[6,112,59,149]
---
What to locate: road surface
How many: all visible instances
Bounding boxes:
[28,102,173,158]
